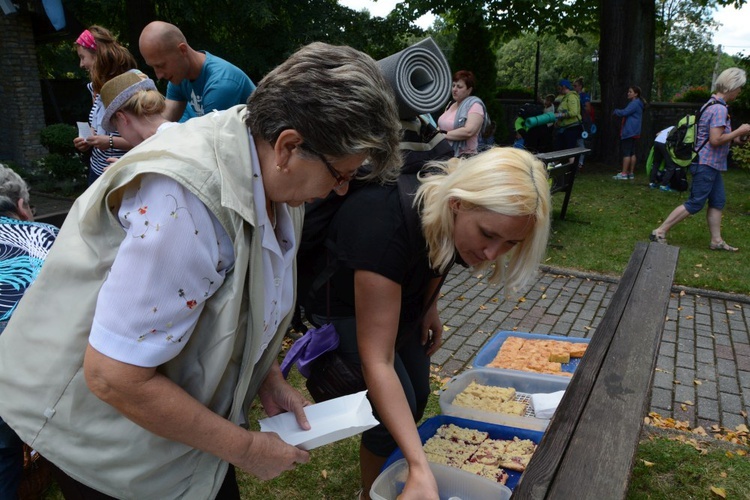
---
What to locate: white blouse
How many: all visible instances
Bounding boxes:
[89,134,296,368]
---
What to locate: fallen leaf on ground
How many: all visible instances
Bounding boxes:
[641,460,655,467]
[710,485,726,498]
[321,470,328,479]
[694,379,702,385]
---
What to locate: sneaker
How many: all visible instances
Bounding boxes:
[649,182,658,189]
[659,185,675,192]
[628,174,634,180]
[613,173,629,180]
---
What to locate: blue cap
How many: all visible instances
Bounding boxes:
[558,79,573,90]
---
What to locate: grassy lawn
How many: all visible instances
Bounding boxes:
[628,433,750,500]
[546,163,750,295]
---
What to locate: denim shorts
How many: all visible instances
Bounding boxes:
[621,137,637,157]
[684,164,725,214]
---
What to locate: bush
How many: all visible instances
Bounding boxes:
[730,141,750,169]
[672,86,710,103]
[36,123,87,194]
[496,86,535,99]
[40,123,78,155]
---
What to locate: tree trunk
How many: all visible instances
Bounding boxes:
[598,0,655,166]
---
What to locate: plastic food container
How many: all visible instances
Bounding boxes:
[439,368,570,430]
[383,415,544,491]
[473,331,591,378]
[370,458,512,500]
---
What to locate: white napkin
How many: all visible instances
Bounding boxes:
[259,390,378,450]
[531,390,566,419]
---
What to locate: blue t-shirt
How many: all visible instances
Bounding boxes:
[0,216,58,322]
[166,52,256,121]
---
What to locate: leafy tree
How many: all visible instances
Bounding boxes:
[494,32,599,100]
[47,0,422,82]
[654,0,719,100]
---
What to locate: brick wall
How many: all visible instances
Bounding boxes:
[0,13,47,166]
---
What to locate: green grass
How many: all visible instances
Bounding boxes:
[627,435,750,500]
[546,164,750,294]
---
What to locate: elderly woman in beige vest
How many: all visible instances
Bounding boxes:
[0,43,401,499]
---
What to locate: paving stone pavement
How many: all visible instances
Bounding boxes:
[31,192,750,431]
[433,264,750,432]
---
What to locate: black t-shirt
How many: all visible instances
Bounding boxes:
[311,181,437,324]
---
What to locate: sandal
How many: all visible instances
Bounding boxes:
[649,230,667,245]
[709,241,738,252]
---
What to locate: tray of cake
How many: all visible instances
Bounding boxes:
[370,458,512,500]
[473,331,591,378]
[439,368,570,430]
[383,415,543,491]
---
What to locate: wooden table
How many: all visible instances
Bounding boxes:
[513,241,679,499]
[535,147,590,220]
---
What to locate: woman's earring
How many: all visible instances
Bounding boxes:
[276,165,282,171]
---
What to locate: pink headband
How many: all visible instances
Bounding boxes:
[76,30,96,51]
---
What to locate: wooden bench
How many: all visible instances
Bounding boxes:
[535,147,589,220]
[513,241,679,499]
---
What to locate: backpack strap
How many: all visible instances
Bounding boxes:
[694,99,726,154]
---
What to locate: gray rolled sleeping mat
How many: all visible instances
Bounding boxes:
[378,37,452,119]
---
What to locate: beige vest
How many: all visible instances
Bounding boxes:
[0,106,303,498]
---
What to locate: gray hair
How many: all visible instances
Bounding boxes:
[0,165,30,217]
[246,42,402,182]
[714,67,747,93]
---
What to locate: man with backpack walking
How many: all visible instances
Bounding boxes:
[650,67,750,251]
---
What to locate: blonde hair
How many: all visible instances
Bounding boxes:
[714,67,747,93]
[416,147,551,291]
[118,89,166,118]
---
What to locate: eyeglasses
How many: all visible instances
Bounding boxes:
[313,151,356,189]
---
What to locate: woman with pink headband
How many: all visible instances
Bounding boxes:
[72,26,138,184]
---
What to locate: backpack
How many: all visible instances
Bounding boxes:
[665,99,725,167]
[293,117,453,329]
[670,166,688,192]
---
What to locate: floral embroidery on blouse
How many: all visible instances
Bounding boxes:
[122,191,198,239]
[137,275,218,343]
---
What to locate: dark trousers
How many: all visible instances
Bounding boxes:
[50,462,241,500]
[0,417,23,500]
[650,142,677,186]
